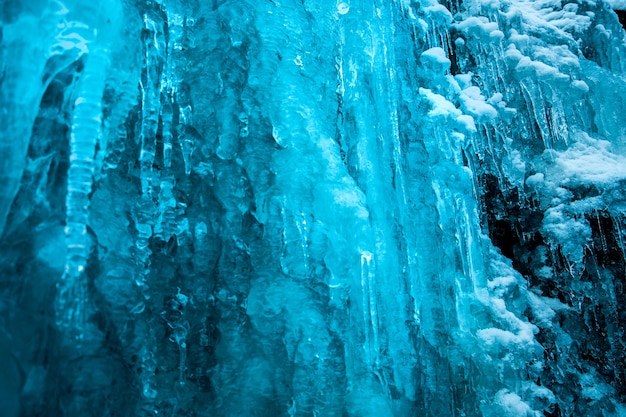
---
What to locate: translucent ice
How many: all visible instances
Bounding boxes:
[2,1,626,416]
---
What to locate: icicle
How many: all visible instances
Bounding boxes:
[55,47,108,339]
[161,289,190,386]
[159,8,181,171]
[103,123,128,171]
[519,80,552,150]
[595,211,609,254]
[360,250,379,367]
[101,79,138,173]
[614,216,626,261]
[133,9,165,277]
[161,94,174,168]
[153,6,181,245]
[165,9,197,175]
[546,85,569,146]
[279,205,312,279]
[193,221,210,268]
[132,11,166,417]
[138,13,164,196]
[177,124,199,175]
[154,178,177,242]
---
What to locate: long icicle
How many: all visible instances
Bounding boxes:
[160,6,194,391]
[133,10,166,415]
[55,47,108,341]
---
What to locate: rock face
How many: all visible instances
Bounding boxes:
[1,1,626,416]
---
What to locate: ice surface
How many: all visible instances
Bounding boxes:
[1,0,626,416]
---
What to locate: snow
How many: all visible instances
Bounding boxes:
[455,73,473,89]
[553,135,626,185]
[525,172,545,188]
[527,293,558,325]
[457,114,477,132]
[607,0,626,9]
[495,390,534,417]
[459,86,498,120]
[420,88,461,117]
[571,79,589,92]
[515,56,569,81]
[421,47,451,67]
[478,327,520,346]
[487,275,516,291]
[423,4,453,25]
[542,206,592,267]
[455,16,502,41]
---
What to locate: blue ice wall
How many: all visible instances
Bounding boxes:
[1,0,626,416]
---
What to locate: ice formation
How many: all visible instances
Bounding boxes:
[1,0,626,416]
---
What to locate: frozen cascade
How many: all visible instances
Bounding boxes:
[2,0,626,416]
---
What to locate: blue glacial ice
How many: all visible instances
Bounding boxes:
[1,0,626,416]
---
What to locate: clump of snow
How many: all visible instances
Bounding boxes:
[423,4,453,25]
[420,47,451,72]
[490,30,505,41]
[527,292,557,325]
[474,0,501,13]
[419,87,479,133]
[419,88,461,117]
[447,75,462,93]
[487,275,517,299]
[525,172,544,188]
[455,16,502,42]
[457,114,477,132]
[495,389,534,417]
[507,148,526,178]
[488,275,516,290]
[421,47,449,63]
[553,134,626,185]
[477,289,537,349]
[542,205,591,268]
[504,44,524,66]
[515,56,569,82]
[478,328,520,346]
[505,0,591,44]
[571,80,589,92]
[608,0,626,8]
[459,86,498,120]
[455,73,473,89]
[519,381,557,412]
[532,45,580,72]
[416,18,428,32]
[487,92,503,105]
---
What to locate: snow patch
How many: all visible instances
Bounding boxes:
[553,135,626,185]
[459,86,498,120]
[495,390,534,417]
[419,88,461,117]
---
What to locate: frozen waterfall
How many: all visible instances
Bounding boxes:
[1,0,626,416]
